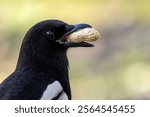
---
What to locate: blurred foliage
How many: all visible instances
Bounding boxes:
[0,0,150,99]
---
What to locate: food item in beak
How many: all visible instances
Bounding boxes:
[66,28,100,42]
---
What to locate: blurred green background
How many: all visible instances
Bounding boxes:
[0,0,150,99]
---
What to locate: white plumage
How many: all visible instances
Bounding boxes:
[40,81,68,100]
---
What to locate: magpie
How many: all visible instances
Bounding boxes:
[0,20,94,100]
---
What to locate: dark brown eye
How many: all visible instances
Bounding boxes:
[45,31,55,40]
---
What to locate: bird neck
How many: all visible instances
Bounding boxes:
[16,46,71,99]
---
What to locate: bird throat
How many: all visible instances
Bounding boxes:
[16,46,71,99]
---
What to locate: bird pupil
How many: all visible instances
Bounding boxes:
[46,31,53,37]
[45,31,55,40]
[46,31,51,36]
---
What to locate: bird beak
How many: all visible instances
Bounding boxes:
[57,24,94,48]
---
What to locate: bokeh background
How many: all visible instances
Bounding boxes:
[0,0,150,99]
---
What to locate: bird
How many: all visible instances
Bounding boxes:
[0,20,94,100]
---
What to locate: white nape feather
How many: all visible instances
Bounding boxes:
[40,81,68,100]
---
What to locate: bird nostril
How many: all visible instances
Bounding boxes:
[65,25,75,32]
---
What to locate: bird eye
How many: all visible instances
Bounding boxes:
[45,31,55,40]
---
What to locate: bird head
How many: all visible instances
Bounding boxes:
[23,20,94,51]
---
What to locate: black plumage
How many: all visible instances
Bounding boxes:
[0,20,93,100]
